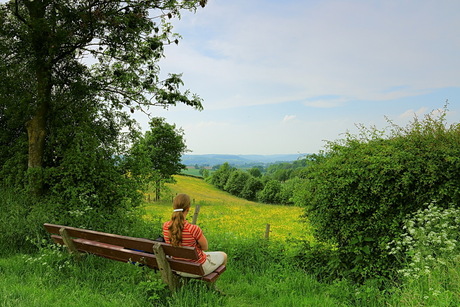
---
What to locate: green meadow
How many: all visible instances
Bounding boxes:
[1,175,459,306]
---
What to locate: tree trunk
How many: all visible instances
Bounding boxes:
[23,0,52,196]
[26,100,48,195]
[26,103,47,169]
[26,53,52,195]
[155,180,161,201]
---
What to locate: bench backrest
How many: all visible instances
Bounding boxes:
[43,223,205,276]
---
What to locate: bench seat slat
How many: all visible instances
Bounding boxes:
[51,235,205,276]
[44,223,199,260]
[201,272,219,282]
[199,265,226,282]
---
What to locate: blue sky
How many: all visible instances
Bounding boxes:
[138,0,460,155]
[7,0,456,155]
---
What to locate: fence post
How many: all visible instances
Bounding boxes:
[264,224,271,240]
[191,205,201,225]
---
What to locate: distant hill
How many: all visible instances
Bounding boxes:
[181,154,307,166]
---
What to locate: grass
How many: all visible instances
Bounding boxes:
[1,176,460,306]
[144,175,310,243]
[180,168,204,177]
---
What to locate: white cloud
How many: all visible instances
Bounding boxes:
[399,107,429,119]
[282,115,297,123]
[161,0,460,111]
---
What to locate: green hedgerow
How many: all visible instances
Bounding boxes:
[294,105,460,282]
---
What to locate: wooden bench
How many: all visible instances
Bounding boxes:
[43,223,226,291]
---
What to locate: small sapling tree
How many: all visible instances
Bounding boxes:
[127,118,187,201]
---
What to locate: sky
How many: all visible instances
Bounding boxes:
[140,0,460,155]
[4,0,459,155]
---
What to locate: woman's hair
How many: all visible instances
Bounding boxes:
[168,193,191,246]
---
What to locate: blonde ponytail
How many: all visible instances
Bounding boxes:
[168,194,191,246]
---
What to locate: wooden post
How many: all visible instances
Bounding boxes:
[153,243,179,291]
[191,205,201,225]
[59,228,80,260]
[264,224,271,240]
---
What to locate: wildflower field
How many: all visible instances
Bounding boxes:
[144,175,311,243]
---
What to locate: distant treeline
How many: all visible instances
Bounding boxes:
[205,159,311,205]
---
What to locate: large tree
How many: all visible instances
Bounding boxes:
[0,0,205,194]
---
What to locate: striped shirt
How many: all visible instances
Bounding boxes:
[163,221,207,264]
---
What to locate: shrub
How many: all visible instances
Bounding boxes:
[258,179,282,204]
[224,170,250,196]
[240,176,264,200]
[294,107,460,281]
[388,202,460,280]
[208,162,235,189]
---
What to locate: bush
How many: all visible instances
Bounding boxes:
[258,179,282,204]
[294,107,460,281]
[0,183,160,256]
[224,170,250,196]
[0,187,39,254]
[240,176,264,200]
[388,202,460,280]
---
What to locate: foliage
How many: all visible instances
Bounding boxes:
[388,203,460,280]
[240,176,264,201]
[278,177,303,205]
[0,0,204,195]
[208,162,235,189]
[224,170,250,197]
[248,166,262,178]
[208,160,308,204]
[126,117,188,200]
[0,0,205,233]
[265,159,308,181]
[0,187,41,255]
[390,258,460,306]
[292,241,343,282]
[199,167,210,178]
[0,184,157,257]
[257,179,282,204]
[294,106,460,281]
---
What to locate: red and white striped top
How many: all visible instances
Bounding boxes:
[162,220,207,264]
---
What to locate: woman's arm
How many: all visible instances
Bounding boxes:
[197,234,208,251]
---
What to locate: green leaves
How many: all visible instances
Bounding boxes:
[125,117,188,199]
[294,106,460,281]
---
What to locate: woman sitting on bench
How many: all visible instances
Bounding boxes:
[163,193,227,277]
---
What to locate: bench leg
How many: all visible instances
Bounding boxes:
[59,228,81,261]
[153,243,180,291]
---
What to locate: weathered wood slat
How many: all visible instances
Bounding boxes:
[201,265,226,282]
[44,223,199,260]
[51,235,205,275]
